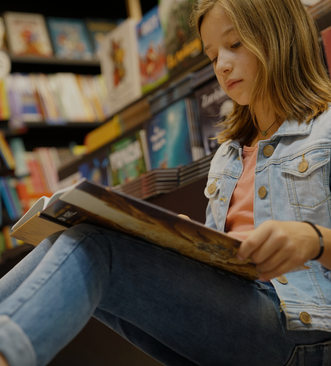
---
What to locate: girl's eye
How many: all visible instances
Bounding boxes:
[231,41,242,49]
[211,57,218,65]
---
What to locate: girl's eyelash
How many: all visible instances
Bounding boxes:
[210,41,242,64]
[231,41,242,49]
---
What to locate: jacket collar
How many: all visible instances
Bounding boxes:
[228,118,314,151]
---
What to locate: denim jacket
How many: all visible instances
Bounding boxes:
[204,109,331,332]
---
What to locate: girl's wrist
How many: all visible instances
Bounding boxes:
[302,221,324,261]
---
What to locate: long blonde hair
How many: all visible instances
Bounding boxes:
[189,0,331,145]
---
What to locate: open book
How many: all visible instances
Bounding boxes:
[10,178,305,281]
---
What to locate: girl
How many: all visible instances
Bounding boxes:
[1,0,331,365]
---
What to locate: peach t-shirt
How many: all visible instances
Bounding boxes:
[225,144,258,241]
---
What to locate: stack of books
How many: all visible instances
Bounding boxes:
[112,168,178,200]
[190,63,216,90]
[178,153,215,187]
[147,73,194,116]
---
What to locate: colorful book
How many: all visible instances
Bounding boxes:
[10,73,43,122]
[158,0,208,80]
[3,11,53,57]
[194,78,234,155]
[78,150,111,187]
[24,151,49,194]
[99,17,142,117]
[108,129,149,186]
[0,130,15,170]
[85,18,123,58]
[0,177,19,220]
[136,5,169,94]
[9,137,29,178]
[84,114,123,154]
[46,17,94,60]
[0,79,10,121]
[0,231,5,257]
[144,98,198,169]
[10,177,262,281]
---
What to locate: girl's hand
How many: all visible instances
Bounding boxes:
[237,220,320,281]
[178,214,191,220]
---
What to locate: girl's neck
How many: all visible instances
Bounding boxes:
[250,104,284,147]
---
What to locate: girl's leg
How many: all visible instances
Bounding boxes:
[93,309,199,366]
[0,223,330,366]
[0,232,62,303]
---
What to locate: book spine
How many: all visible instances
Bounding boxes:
[9,137,29,178]
[33,148,54,193]
[0,79,10,120]
[6,177,23,218]
[16,179,31,214]
[0,231,6,257]
[84,114,122,153]
[0,177,17,220]
[24,151,49,194]
[0,130,15,170]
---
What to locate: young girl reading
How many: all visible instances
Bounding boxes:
[0,0,331,365]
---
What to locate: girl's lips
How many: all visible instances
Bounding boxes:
[227,80,242,90]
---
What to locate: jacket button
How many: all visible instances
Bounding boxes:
[258,186,267,198]
[276,275,288,284]
[299,312,312,325]
[298,155,309,173]
[207,182,216,195]
[298,161,309,173]
[263,145,274,157]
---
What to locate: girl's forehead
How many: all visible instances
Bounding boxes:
[201,6,234,40]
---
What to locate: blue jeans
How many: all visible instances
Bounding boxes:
[0,224,330,366]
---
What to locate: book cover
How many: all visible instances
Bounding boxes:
[99,17,142,117]
[158,0,208,80]
[144,98,194,169]
[136,5,169,95]
[46,17,94,60]
[85,18,123,58]
[78,150,111,187]
[10,177,260,281]
[10,73,43,122]
[109,129,148,186]
[3,11,53,57]
[194,79,234,155]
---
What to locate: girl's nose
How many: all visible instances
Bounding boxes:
[214,52,233,76]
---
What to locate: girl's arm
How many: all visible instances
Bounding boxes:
[237,220,331,281]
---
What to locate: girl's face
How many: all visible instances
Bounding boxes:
[200,5,259,106]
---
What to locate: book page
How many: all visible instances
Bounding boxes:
[11,195,49,231]
[11,178,85,231]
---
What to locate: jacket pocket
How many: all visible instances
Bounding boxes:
[285,340,331,366]
[281,149,330,208]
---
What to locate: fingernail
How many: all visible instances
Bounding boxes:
[237,255,244,261]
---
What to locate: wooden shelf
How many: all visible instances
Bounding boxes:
[8,53,100,67]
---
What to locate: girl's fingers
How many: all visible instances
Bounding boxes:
[258,259,298,282]
[237,221,274,260]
